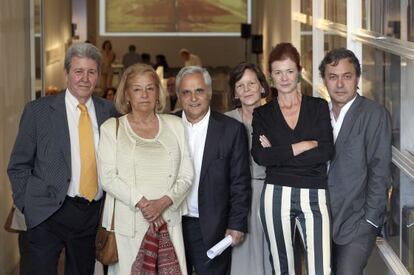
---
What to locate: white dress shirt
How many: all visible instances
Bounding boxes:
[182,109,210,217]
[329,95,377,228]
[65,90,103,200]
[329,95,357,143]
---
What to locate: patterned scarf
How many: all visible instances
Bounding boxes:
[131,224,182,275]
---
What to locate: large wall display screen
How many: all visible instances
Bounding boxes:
[99,0,251,36]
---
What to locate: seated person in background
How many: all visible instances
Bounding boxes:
[98,63,193,275]
[122,44,141,70]
[103,87,116,102]
[179,48,202,67]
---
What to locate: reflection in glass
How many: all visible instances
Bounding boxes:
[385,164,400,255]
[324,0,346,24]
[362,0,401,38]
[362,45,400,149]
[399,170,414,273]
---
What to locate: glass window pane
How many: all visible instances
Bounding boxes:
[362,0,401,38]
[399,171,414,272]
[300,0,312,16]
[385,165,414,271]
[362,45,400,149]
[385,164,401,256]
[401,60,414,154]
[409,1,414,41]
[324,0,346,24]
[324,34,346,52]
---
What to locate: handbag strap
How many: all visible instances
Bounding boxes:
[99,117,119,231]
[110,117,119,230]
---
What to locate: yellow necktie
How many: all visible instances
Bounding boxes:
[78,104,98,201]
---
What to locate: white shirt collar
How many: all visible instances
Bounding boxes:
[182,108,211,129]
[65,89,93,112]
[329,94,357,142]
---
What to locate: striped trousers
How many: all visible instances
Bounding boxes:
[260,184,331,275]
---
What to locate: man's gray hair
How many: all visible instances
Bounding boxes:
[175,66,212,94]
[64,43,101,73]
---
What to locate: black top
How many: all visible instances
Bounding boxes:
[251,95,334,189]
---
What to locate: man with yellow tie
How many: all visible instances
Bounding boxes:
[8,42,117,275]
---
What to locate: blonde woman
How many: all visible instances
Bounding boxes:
[98,63,193,275]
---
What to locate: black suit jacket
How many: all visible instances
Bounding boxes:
[7,91,117,228]
[178,110,252,248]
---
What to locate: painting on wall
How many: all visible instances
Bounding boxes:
[100,0,250,36]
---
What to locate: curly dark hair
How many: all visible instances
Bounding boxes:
[318,48,361,78]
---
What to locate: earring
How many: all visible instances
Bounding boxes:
[261,88,265,94]
[297,74,302,83]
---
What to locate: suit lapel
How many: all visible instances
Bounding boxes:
[330,95,363,168]
[50,92,71,171]
[199,112,221,185]
[93,96,106,129]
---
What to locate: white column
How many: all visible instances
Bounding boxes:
[312,0,325,97]
[347,0,362,94]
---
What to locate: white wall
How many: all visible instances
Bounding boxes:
[0,0,31,274]
[254,0,292,72]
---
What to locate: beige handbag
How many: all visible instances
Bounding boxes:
[95,210,117,265]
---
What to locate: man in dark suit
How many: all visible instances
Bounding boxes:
[175,66,251,275]
[8,42,117,275]
[319,48,392,275]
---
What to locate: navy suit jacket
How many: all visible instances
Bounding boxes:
[7,91,117,228]
[178,110,252,248]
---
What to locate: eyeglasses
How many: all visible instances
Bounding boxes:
[235,81,258,92]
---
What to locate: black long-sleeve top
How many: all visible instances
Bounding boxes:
[251,95,334,189]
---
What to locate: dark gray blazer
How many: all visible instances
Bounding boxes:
[7,91,117,228]
[328,94,392,245]
[177,111,251,247]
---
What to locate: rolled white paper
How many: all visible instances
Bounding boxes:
[206,235,233,259]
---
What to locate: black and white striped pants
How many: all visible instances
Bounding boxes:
[260,184,331,275]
